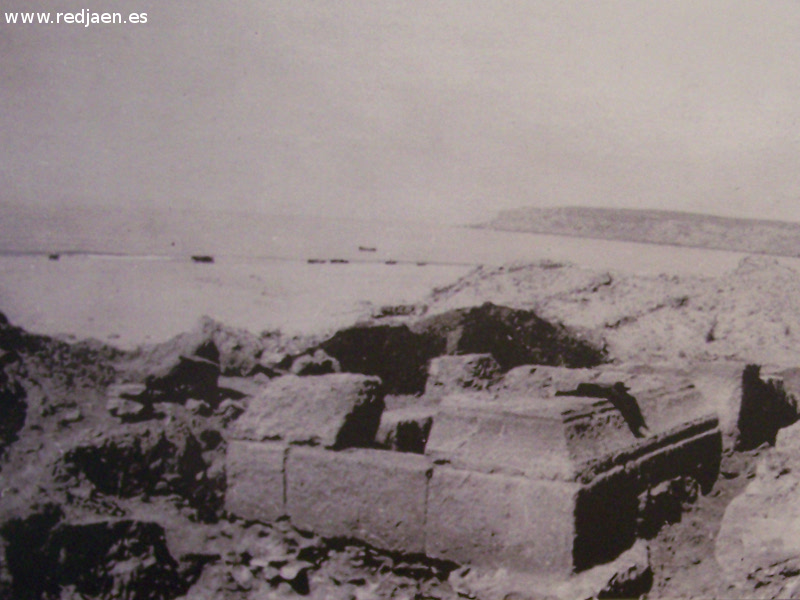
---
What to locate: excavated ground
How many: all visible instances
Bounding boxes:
[4,256,800,599]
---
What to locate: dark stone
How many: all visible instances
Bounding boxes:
[64,427,225,521]
[1,509,186,600]
[736,364,799,450]
[0,371,26,451]
[144,354,220,404]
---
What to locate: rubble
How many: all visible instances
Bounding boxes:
[5,293,800,598]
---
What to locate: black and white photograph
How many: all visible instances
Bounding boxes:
[3,2,800,598]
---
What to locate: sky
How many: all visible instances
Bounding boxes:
[3,1,800,225]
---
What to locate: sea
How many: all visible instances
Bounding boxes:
[0,208,777,347]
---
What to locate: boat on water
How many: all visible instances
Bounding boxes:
[358,246,377,252]
[191,255,215,264]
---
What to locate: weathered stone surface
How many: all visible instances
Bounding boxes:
[689,361,746,446]
[498,364,710,437]
[427,390,721,573]
[424,353,501,399]
[289,349,340,376]
[716,421,800,593]
[377,407,435,454]
[106,382,147,399]
[233,374,385,449]
[426,466,579,575]
[571,418,720,570]
[427,394,636,479]
[225,441,287,523]
[286,447,430,554]
[447,539,652,600]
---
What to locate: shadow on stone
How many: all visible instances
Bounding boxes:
[736,364,798,450]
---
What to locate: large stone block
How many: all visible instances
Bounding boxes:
[424,353,501,400]
[376,407,435,453]
[737,364,800,450]
[498,364,710,436]
[233,374,385,448]
[688,361,746,444]
[426,391,721,572]
[426,466,579,575]
[427,394,636,478]
[286,447,430,554]
[573,418,721,569]
[225,441,286,523]
[716,421,800,596]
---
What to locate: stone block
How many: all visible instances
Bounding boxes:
[499,364,710,436]
[686,361,745,443]
[377,407,435,453]
[426,466,579,575]
[286,447,430,554]
[233,374,384,448]
[424,354,501,399]
[426,390,721,573]
[427,394,636,479]
[225,441,287,523]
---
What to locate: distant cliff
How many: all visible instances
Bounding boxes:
[483,206,800,257]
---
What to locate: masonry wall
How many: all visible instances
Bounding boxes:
[225,419,721,575]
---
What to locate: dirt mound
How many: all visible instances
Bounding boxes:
[425,257,800,366]
[318,302,605,394]
[319,324,442,394]
[414,302,605,370]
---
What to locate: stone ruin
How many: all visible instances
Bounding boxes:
[222,308,800,596]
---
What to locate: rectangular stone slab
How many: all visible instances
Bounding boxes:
[225,440,287,522]
[426,466,579,575]
[427,394,641,479]
[286,447,431,554]
[233,373,384,448]
[426,405,576,479]
[498,365,710,436]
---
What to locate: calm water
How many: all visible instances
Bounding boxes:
[0,211,786,346]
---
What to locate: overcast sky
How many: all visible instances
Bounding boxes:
[3,1,800,224]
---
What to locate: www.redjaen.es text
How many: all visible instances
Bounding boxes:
[4,10,147,26]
